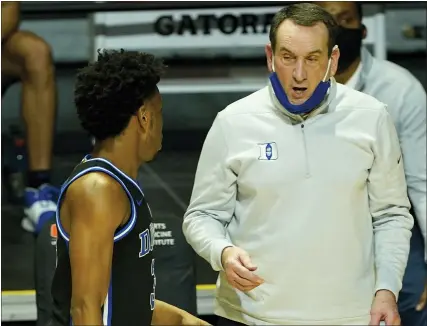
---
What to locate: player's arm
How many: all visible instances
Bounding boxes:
[368,108,414,301]
[152,300,210,325]
[65,173,129,326]
[1,1,20,40]
[182,113,236,272]
[151,300,182,325]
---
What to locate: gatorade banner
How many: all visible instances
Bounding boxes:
[92,6,279,60]
[93,5,382,59]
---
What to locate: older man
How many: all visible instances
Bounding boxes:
[183,3,413,326]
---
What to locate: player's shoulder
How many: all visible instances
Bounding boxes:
[61,171,129,231]
[65,171,127,203]
[218,86,272,118]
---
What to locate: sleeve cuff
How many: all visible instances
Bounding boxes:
[210,239,234,272]
[375,279,401,302]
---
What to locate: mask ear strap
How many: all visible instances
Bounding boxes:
[322,59,332,82]
[322,45,339,82]
[271,56,275,73]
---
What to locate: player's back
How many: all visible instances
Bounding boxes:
[49,155,155,326]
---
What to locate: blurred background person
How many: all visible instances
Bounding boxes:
[317,2,427,326]
[1,1,58,234]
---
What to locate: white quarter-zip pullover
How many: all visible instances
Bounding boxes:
[183,79,413,325]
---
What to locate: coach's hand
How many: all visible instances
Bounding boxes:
[369,290,401,325]
[221,246,264,292]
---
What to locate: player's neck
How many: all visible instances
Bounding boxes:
[92,137,139,180]
[335,57,361,85]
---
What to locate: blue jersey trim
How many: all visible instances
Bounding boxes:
[56,167,137,243]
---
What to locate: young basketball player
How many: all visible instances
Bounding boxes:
[49,49,209,326]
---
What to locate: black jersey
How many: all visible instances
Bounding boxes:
[50,155,156,326]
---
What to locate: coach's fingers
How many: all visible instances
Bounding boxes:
[234,263,264,285]
[232,274,261,291]
[229,272,258,287]
[385,312,401,326]
[369,312,382,326]
[230,278,246,291]
[232,279,257,292]
[238,252,257,271]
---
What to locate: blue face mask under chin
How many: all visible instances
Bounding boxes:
[269,55,333,115]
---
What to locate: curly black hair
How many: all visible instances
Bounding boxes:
[74,49,166,141]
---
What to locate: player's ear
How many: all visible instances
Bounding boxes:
[136,105,150,133]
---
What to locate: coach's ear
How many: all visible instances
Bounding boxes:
[265,43,274,73]
[329,45,340,78]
